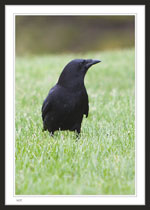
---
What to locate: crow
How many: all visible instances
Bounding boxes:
[41,59,101,136]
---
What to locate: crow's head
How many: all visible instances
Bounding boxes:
[64,59,101,74]
[58,59,101,89]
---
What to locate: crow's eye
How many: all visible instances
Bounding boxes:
[82,60,86,65]
[79,60,85,68]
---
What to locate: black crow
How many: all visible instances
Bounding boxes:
[42,59,101,136]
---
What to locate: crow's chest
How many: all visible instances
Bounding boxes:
[61,91,86,112]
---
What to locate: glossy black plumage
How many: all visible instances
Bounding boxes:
[42,59,100,136]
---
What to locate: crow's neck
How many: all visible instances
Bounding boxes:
[58,77,85,92]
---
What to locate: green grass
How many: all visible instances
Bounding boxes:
[15,48,135,195]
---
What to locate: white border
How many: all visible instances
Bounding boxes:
[5,5,145,205]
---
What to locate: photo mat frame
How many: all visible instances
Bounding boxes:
[4,4,146,206]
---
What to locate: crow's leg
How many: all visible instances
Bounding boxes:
[47,128,54,137]
[49,131,54,137]
[75,131,80,139]
[74,126,81,139]
[70,121,82,139]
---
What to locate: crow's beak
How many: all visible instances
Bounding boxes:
[85,59,101,69]
[91,59,101,65]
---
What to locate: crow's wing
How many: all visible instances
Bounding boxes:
[42,84,68,121]
[41,96,52,121]
[41,86,57,121]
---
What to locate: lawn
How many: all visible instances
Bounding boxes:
[15,48,135,195]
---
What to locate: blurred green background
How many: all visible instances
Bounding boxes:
[16,16,134,55]
[15,16,135,195]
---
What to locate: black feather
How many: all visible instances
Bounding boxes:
[42,59,101,136]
